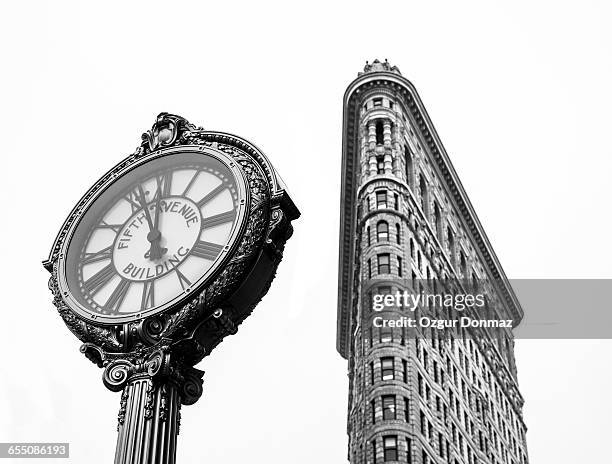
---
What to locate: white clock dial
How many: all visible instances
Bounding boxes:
[62,150,245,321]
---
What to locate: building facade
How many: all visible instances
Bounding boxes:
[337,60,529,464]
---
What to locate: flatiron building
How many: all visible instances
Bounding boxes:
[337,60,529,464]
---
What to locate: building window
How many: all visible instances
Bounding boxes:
[404,397,410,422]
[376,121,384,144]
[373,98,383,107]
[434,202,442,239]
[376,190,387,209]
[397,256,403,277]
[368,259,372,279]
[402,359,408,383]
[371,399,376,424]
[367,226,371,246]
[447,226,455,263]
[377,155,385,174]
[409,238,415,258]
[377,221,389,241]
[378,254,390,274]
[370,361,375,385]
[419,175,429,215]
[378,286,392,299]
[393,193,399,210]
[381,357,394,380]
[396,224,401,244]
[372,440,377,464]
[460,251,467,278]
[380,327,392,343]
[383,436,398,462]
[420,410,426,435]
[405,145,414,188]
[382,395,396,420]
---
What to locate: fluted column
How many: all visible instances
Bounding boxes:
[114,379,180,464]
[102,349,204,464]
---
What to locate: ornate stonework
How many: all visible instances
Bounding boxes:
[338,63,529,464]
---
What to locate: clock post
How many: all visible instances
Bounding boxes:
[43,113,300,463]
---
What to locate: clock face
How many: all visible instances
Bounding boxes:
[59,148,247,323]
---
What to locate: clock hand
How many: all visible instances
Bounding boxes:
[137,185,155,231]
[137,184,165,260]
[153,176,162,231]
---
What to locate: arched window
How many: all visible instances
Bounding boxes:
[376,121,384,145]
[405,145,414,187]
[446,226,455,264]
[377,221,389,241]
[434,202,442,239]
[396,224,401,244]
[459,252,467,278]
[419,175,429,215]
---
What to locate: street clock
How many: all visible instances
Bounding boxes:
[43,113,299,464]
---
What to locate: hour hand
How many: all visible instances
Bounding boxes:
[146,230,166,260]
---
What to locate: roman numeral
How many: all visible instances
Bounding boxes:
[82,245,113,265]
[196,182,228,208]
[141,280,155,310]
[105,279,131,313]
[201,210,236,229]
[83,264,115,295]
[157,172,173,198]
[98,221,122,233]
[190,241,224,261]
[175,268,192,290]
[124,189,142,212]
[182,170,200,196]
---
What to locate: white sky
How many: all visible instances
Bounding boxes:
[1,1,611,462]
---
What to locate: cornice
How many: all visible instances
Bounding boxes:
[337,71,523,359]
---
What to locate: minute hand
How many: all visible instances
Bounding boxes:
[137,185,155,231]
[137,185,163,260]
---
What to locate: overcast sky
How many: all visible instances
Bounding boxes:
[1,1,611,463]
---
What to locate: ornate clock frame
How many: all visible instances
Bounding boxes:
[43,113,300,464]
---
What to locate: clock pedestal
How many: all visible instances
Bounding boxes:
[100,347,204,464]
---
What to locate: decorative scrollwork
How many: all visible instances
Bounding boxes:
[180,368,204,406]
[146,349,167,377]
[50,275,122,352]
[143,380,156,420]
[141,113,200,154]
[117,388,129,429]
[138,317,165,345]
[103,360,133,392]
